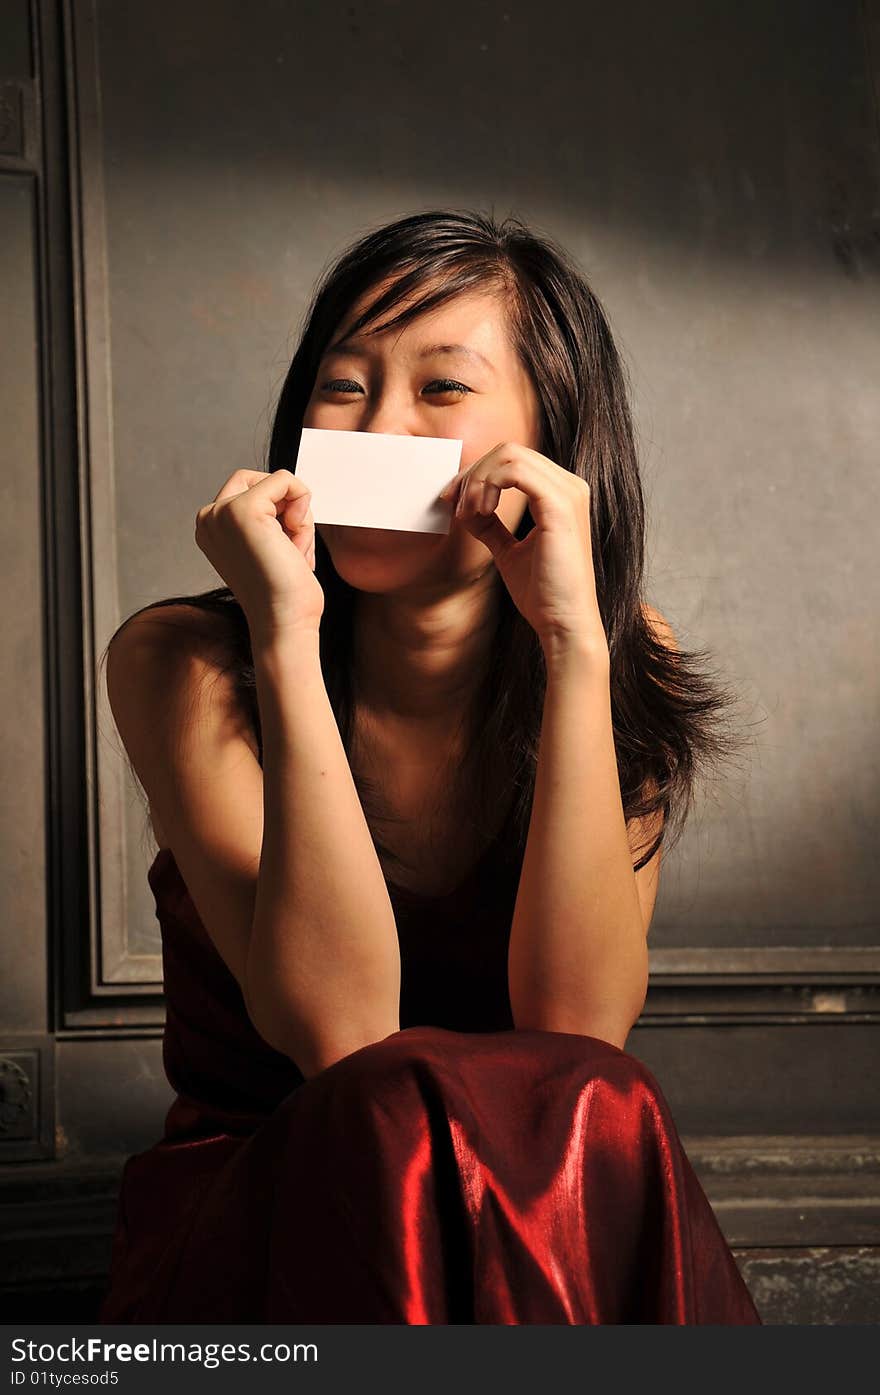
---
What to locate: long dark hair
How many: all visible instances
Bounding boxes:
[102,208,750,880]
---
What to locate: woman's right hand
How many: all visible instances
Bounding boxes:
[195,468,324,643]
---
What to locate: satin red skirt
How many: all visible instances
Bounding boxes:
[99,1025,761,1324]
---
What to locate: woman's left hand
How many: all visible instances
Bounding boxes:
[439,442,609,663]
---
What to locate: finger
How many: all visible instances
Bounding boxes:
[455,477,501,521]
[465,458,569,530]
[215,467,310,511]
[478,482,501,514]
[213,468,274,506]
[462,505,516,558]
[455,470,488,519]
[281,497,314,551]
[454,472,472,519]
[282,493,311,525]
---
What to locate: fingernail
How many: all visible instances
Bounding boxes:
[439,476,458,499]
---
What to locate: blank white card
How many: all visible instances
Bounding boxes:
[294,427,464,534]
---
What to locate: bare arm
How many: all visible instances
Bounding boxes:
[247,630,401,1075]
[507,642,652,1050]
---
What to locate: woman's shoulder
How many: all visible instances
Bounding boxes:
[107,600,261,813]
[113,600,242,669]
[108,600,253,747]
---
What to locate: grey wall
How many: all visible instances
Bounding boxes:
[1,0,878,1176]
[89,0,880,954]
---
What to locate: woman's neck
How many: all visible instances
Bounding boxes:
[351,568,502,729]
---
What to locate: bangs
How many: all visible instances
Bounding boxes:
[340,257,510,345]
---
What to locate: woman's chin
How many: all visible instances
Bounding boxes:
[319,523,452,591]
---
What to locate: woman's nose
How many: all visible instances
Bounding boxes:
[358,394,414,437]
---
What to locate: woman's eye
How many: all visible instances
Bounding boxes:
[424,379,471,396]
[318,378,471,398]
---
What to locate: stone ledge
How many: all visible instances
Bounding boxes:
[1,1137,878,1323]
[683,1134,880,1247]
[733,1247,880,1325]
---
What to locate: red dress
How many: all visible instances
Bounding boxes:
[98,838,761,1324]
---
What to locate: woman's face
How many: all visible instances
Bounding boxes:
[301,280,543,594]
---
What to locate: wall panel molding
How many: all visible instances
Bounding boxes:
[52,0,880,1044]
[62,0,163,1024]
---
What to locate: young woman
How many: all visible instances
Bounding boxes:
[97,209,761,1324]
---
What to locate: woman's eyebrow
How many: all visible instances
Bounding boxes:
[323,339,496,375]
